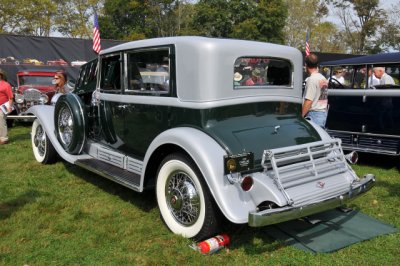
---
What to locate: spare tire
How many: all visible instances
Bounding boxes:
[54,94,87,154]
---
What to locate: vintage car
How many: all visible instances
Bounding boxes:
[0,56,20,65]
[28,37,375,241]
[7,69,57,121]
[23,58,44,65]
[321,53,400,156]
[70,60,87,67]
[47,59,68,66]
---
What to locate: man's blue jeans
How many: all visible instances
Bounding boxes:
[306,111,327,128]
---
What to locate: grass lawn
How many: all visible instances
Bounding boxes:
[0,124,399,265]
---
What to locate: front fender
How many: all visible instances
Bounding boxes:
[144,127,263,223]
[27,105,91,163]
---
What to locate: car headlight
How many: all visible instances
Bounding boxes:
[40,94,49,104]
[15,93,24,104]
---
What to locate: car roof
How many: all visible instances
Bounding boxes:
[101,36,304,103]
[321,52,400,66]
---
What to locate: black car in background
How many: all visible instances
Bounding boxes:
[321,53,400,156]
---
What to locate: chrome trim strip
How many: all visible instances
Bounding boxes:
[7,115,35,120]
[328,129,400,139]
[248,174,375,227]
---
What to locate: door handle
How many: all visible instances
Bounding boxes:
[117,105,127,109]
[362,95,367,103]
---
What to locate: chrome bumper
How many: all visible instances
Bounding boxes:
[248,174,375,227]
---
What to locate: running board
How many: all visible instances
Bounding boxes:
[75,158,141,191]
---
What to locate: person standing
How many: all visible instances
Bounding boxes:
[373,67,395,85]
[0,69,14,144]
[50,71,69,105]
[302,53,328,128]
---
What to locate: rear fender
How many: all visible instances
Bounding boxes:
[143,127,284,223]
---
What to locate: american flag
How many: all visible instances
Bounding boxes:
[93,11,101,54]
[305,30,310,56]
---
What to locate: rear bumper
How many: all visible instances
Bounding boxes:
[248,174,375,227]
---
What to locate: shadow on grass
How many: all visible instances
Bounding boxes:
[62,162,157,213]
[220,222,284,254]
[357,153,399,170]
[356,153,400,197]
[0,190,41,220]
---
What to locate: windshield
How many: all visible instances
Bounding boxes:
[19,76,53,86]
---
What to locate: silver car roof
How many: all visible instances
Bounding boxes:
[102,36,303,103]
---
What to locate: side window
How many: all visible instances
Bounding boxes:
[76,64,87,88]
[233,57,292,89]
[87,60,98,84]
[353,66,368,89]
[100,55,121,93]
[125,48,170,95]
[371,64,400,88]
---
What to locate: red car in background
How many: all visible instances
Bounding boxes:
[47,59,68,66]
[7,69,58,121]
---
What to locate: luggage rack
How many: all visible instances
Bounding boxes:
[261,139,348,205]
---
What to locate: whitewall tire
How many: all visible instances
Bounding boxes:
[156,153,220,240]
[31,119,57,164]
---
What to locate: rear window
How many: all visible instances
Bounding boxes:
[233,57,292,89]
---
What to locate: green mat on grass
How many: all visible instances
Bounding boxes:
[267,209,398,253]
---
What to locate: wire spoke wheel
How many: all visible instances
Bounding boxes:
[31,119,57,164]
[57,105,74,147]
[166,171,201,226]
[156,153,220,240]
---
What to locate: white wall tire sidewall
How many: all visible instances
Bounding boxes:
[156,159,206,238]
[31,120,46,163]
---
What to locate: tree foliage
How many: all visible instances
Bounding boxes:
[0,0,100,37]
[284,0,332,51]
[0,0,397,53]
[191,0,287,43]
[328,0,385,54]
[378,3,400,52]
[55,0,102,38]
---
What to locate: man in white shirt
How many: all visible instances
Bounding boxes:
[302,53,328,128]
[373,67,395,85]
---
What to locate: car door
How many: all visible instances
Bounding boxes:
[98,53,124,144]
[119,47,173,158]
[326,65,370,133]
[363,64,400,135]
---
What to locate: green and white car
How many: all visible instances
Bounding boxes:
[29,37,375,241]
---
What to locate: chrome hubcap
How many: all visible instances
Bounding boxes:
[166,171,200,226]
[34,125,46,156]
[58,105,73,146]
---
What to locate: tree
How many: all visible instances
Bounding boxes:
[284,0,330,51]
[328,0,385,54]
[55,0,102,38]
[0,0,25,33]
[311,22,346,53]
[99,0,148,40]
[191,0,287,43]
[0,0,57,36]
[378,3,400,52]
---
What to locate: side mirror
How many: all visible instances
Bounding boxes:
[345,151,358,164]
